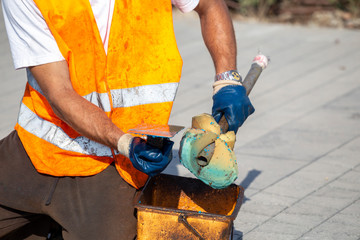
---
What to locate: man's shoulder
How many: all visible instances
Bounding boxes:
[2,0,35,14]
[3,0,23,8]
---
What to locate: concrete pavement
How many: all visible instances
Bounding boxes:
[169,11,360,240]
[1,6,360,240]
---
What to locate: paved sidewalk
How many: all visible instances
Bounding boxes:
[1,7,360,240]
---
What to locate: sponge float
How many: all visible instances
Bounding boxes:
[179,113,238,189]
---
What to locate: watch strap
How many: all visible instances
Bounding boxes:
[215,70,242,83]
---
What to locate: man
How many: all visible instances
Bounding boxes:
[0,0,254,239]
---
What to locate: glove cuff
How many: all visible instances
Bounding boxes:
[213,80,242,95]
[117,133,134,158]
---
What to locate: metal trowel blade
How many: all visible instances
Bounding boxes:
[128,123,184,138]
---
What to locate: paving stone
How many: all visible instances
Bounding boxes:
[238,158,360,238]
[313,137,360,170]
[300,199,360,240]
[239,191,297,217]
[237,128,352,162]
[244,231,299,240]
[2,6,360,240]
[233,210,274,235]
[234,155,304,191]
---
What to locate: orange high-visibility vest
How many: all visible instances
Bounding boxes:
[15,0,183,189]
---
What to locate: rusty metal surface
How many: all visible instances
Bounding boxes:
[135,174,244,239]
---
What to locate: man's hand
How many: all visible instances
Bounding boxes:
[212,85,254,134]
[118,134,174,176]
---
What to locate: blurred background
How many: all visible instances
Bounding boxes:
[225,0,360,29]
[1,1,360,239]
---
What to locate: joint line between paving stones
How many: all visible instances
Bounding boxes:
[243,161,360,238]
[173,58,360,119]
[255,48,360,102]
[173,41,360,118]
[239,152,303,162]
[246,134,360,199]
[296,196,360,239]
[236,81,360,151]
[253,62,360,122]
[242,137,360,237]
[235,71,360,150]
[321,84,360,109]
[180,30,330,95]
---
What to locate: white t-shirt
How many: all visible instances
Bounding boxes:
[1,0,199,69]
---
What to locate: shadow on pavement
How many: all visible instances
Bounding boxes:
[239,169,262,204]
[232,229,243,240]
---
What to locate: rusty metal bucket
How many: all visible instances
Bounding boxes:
[134,174,244,240]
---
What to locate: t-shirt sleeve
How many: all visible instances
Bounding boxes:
[1,0,65,70]
[172,0,200,13]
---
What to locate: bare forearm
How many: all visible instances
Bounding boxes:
[195,0,237,73]
[30,61,123,150]
[51,91,123,150]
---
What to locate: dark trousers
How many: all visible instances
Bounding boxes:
[0,131,137,240]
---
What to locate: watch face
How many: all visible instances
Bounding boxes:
[231,71,241,81]
[215,70,242,82]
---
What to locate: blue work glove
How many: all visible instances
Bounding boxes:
[212,85,255,134]
[128,137,174,177]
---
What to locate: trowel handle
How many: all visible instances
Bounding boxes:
[218,61,266,133]
[147,136,165,149]
[242,62,264,96]
[147,136,173,160]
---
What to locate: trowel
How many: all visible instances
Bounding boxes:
[179,54,269,189]
[128,123,184,148]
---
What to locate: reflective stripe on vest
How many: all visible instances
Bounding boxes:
[28,69,179,111]
[111,82,179,108]
[18,103,113,157]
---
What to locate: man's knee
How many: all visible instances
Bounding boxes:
[0,206,54,240]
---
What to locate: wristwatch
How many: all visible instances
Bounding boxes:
[214,70,243,83]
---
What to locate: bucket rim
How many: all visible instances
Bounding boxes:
[134,174,245,221]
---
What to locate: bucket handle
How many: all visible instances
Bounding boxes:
[178,214,205,240]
